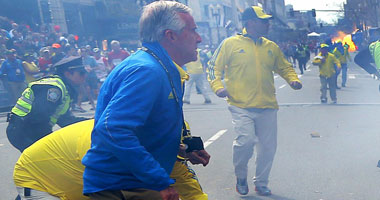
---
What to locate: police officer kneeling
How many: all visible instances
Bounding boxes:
[6,56,88,152]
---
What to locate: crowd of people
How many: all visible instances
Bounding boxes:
[3,1,380,200]
[0,18,130,112]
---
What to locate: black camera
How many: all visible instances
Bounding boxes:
[183,136,204,153]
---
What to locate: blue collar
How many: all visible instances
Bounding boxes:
[142,42,176,71]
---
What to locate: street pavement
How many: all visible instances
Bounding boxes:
[1,56,380,199]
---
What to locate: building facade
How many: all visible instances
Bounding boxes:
[344,0,380,30]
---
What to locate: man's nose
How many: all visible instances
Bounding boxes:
[196,33,202,44]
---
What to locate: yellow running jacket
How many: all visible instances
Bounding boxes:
[14,120,207,200]
[312,52,341,78]
[208,34,300,109]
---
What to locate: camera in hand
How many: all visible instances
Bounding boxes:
[183,136,204,153]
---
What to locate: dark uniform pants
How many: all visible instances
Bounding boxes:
[6,114,52,152]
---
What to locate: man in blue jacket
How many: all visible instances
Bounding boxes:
[82,1,203,200]
[0,49,26,104]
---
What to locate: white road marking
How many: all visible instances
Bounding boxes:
[274,75,279,79]
[204,129,227,148]
[348,74,356,79]
[279,84,286,89]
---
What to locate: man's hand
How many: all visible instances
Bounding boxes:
[187,150,211,166]
[160,186,179,200]
[290,81,302,90]
[216,88,229,98]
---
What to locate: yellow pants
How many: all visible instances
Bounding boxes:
[170,160,208,200]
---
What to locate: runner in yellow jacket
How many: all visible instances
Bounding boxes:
[207,6,301,196]
[208,30,301,109]
[312,44,341,103]
[14,119,208,200]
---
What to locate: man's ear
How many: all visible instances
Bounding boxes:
[163,29,177,42]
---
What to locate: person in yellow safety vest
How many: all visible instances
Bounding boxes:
[312,44,341,103]
[295,43,310,74]
[6,56,88,152]
[14,119,209,200]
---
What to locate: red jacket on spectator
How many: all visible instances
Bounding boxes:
[38,57,52,74]
[108,49,129,70]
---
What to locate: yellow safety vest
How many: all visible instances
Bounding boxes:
[369,41,380,69]
[11,75,71,126]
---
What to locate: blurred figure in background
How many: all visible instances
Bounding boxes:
[332,42,344,89]
[92,48,108,83]
[295,43,310,74]
[73,47,98,112]
[340,43,351,87]
[0,49,26,104]
[38,47,52,76]
[107,40,129,71]
[22,52,41,83]
[183,49,211,104]
[51,43,65,64]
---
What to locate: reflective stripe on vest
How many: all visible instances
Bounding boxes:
[11,88,34,116]
[369,41,380,69]
[11,76,71,126]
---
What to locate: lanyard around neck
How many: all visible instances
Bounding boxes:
[142,47,180,106]
[142,47,188,133]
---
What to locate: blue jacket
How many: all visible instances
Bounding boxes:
[0,59,25,82]
[82,42,183,193]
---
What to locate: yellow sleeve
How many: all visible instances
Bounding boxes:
[333,49,341,59]
[334,49,345,63]
[333,54,341,69]
[207,40,228,93]
[273,46,300,84]
[312,59,321,65]
[312,54,323,65]
[22,61,40,73]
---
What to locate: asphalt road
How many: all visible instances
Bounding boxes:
[1,56,380,199]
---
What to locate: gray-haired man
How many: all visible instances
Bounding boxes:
[82,1,206,200]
